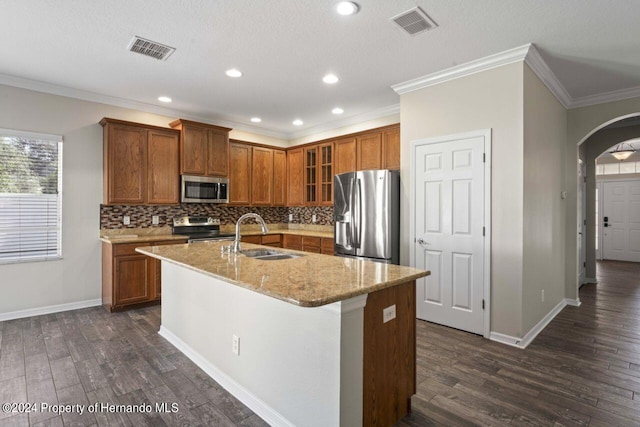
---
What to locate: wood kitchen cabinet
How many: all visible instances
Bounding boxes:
[242,234,282,247]
[102,239,186,312]
[101,118,180,205]
[287,148,305,206]
[321,238,334,255]
[251,146,274,205]
[169,119,231,176]
[382,126,400,170]
[334,137,357,175]
[273,149,287,206]
[357,131,383,171]
[301,143,333,206]
[229,141,252,205]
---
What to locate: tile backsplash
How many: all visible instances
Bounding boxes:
[100,204,334,229]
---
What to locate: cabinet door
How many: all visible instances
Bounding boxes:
[334,137,356,175]
[302,236,321,253]
[321,238,334,255]
[304,146,318,205]
[229,142,252,204]
[207,129,229,176]
[147,130,180,204]
[105,124,146,204]
[251,147,274,205]
[114,255,150,306]
[318,143,333,205]
[273,149,287,206]
[287,148,305,206]
[357,132,382,171]
[181,124,207,175]
[382,127,400,170]
[282,234,302,250]
[151,257,162,301]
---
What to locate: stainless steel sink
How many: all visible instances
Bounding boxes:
[240,249,303,260]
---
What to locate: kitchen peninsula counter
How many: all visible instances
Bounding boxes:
[136,241,427,307]
[138,241,428,427]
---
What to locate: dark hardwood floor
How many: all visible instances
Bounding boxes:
[397,260,640,427]
[1,260,639,426]
[0,304,267,426]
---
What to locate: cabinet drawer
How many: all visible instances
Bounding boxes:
[282,234,302,250]
[302,236,321,253]
[262,234,281,244]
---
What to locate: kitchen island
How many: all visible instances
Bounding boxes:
[137,241,429,427]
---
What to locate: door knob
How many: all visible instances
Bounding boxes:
[416,238,429,245]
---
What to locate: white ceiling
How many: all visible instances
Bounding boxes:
[3,1,640,139]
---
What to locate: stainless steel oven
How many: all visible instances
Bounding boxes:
[181,175,229,203]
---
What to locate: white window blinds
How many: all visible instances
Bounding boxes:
[0,128,62,263]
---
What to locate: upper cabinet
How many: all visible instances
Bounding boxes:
[287,148,305,206]
[273,149,287,206]
[228,141,252,205]
[382,127,400,170]
[169,119,231,177]
[334,137,357,175]
[301,143,333,206]
[357,131,383,171]
[101,118,180,205]
[251,146,274,206]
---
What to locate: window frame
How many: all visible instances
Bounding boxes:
[0,128,63,264]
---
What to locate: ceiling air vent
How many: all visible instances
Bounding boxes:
[391,7,438,36]
[127,36,175,61]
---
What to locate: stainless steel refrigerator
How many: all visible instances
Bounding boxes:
[334,169,400,264]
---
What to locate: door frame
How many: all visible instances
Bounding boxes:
[409,129,492,338]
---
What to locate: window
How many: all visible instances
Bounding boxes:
[0,128,62,263]
[596,161,640,175]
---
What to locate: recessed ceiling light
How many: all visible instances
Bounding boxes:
[157,96,172,103]
[293,119,304,126]
[336,1,359,16]
[323,74,339,84]
[226,69,243,78]
[332,107,344,115]
[250,117,262,123]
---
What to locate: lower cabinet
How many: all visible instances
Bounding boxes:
[102,239,186,312]
[241,234,282,248]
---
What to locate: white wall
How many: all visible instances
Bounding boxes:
[521,65,568,332]
[0,84,283,317]
[399,63,525,337]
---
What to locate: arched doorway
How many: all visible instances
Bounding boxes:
[576,115,640,291]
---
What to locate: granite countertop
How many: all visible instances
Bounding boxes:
[100,225,334,244]
[136,241,429,307]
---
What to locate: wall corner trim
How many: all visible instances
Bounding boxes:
[159,326,295,427]
[490,298,571,349]
[0,298,102,322]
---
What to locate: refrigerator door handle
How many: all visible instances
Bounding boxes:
[349,178,356,248]
[354,178,362,248]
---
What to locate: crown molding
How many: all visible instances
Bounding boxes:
[569,85,640,109]
[391,44,532,95]
[286,104,400,141]
[523,45,572,108]
[0,72,290,139]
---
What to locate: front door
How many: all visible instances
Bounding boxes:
[603,180,640,262]
[412,131,488,335]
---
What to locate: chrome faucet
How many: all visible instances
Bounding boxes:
[233,213,269,253]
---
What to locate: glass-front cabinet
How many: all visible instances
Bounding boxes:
[303,143,333,206]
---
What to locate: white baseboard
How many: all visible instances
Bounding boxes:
[584,277,598,284]
[564,298,581,307]
[0,299,102,322]
[158,326,294,427]
[490,298,570,349]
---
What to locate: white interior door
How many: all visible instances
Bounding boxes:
[603,180,640,262]
[412,132,488,336]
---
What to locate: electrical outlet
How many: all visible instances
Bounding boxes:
[312,214,317,223]
[383,304,396,323]
[152,215,160,225]
[541,289,545,302]
[288,214,293,222]
[232,335,240,355]
[123,216,130,225]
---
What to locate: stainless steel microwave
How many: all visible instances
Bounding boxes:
[181,175,229,203]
